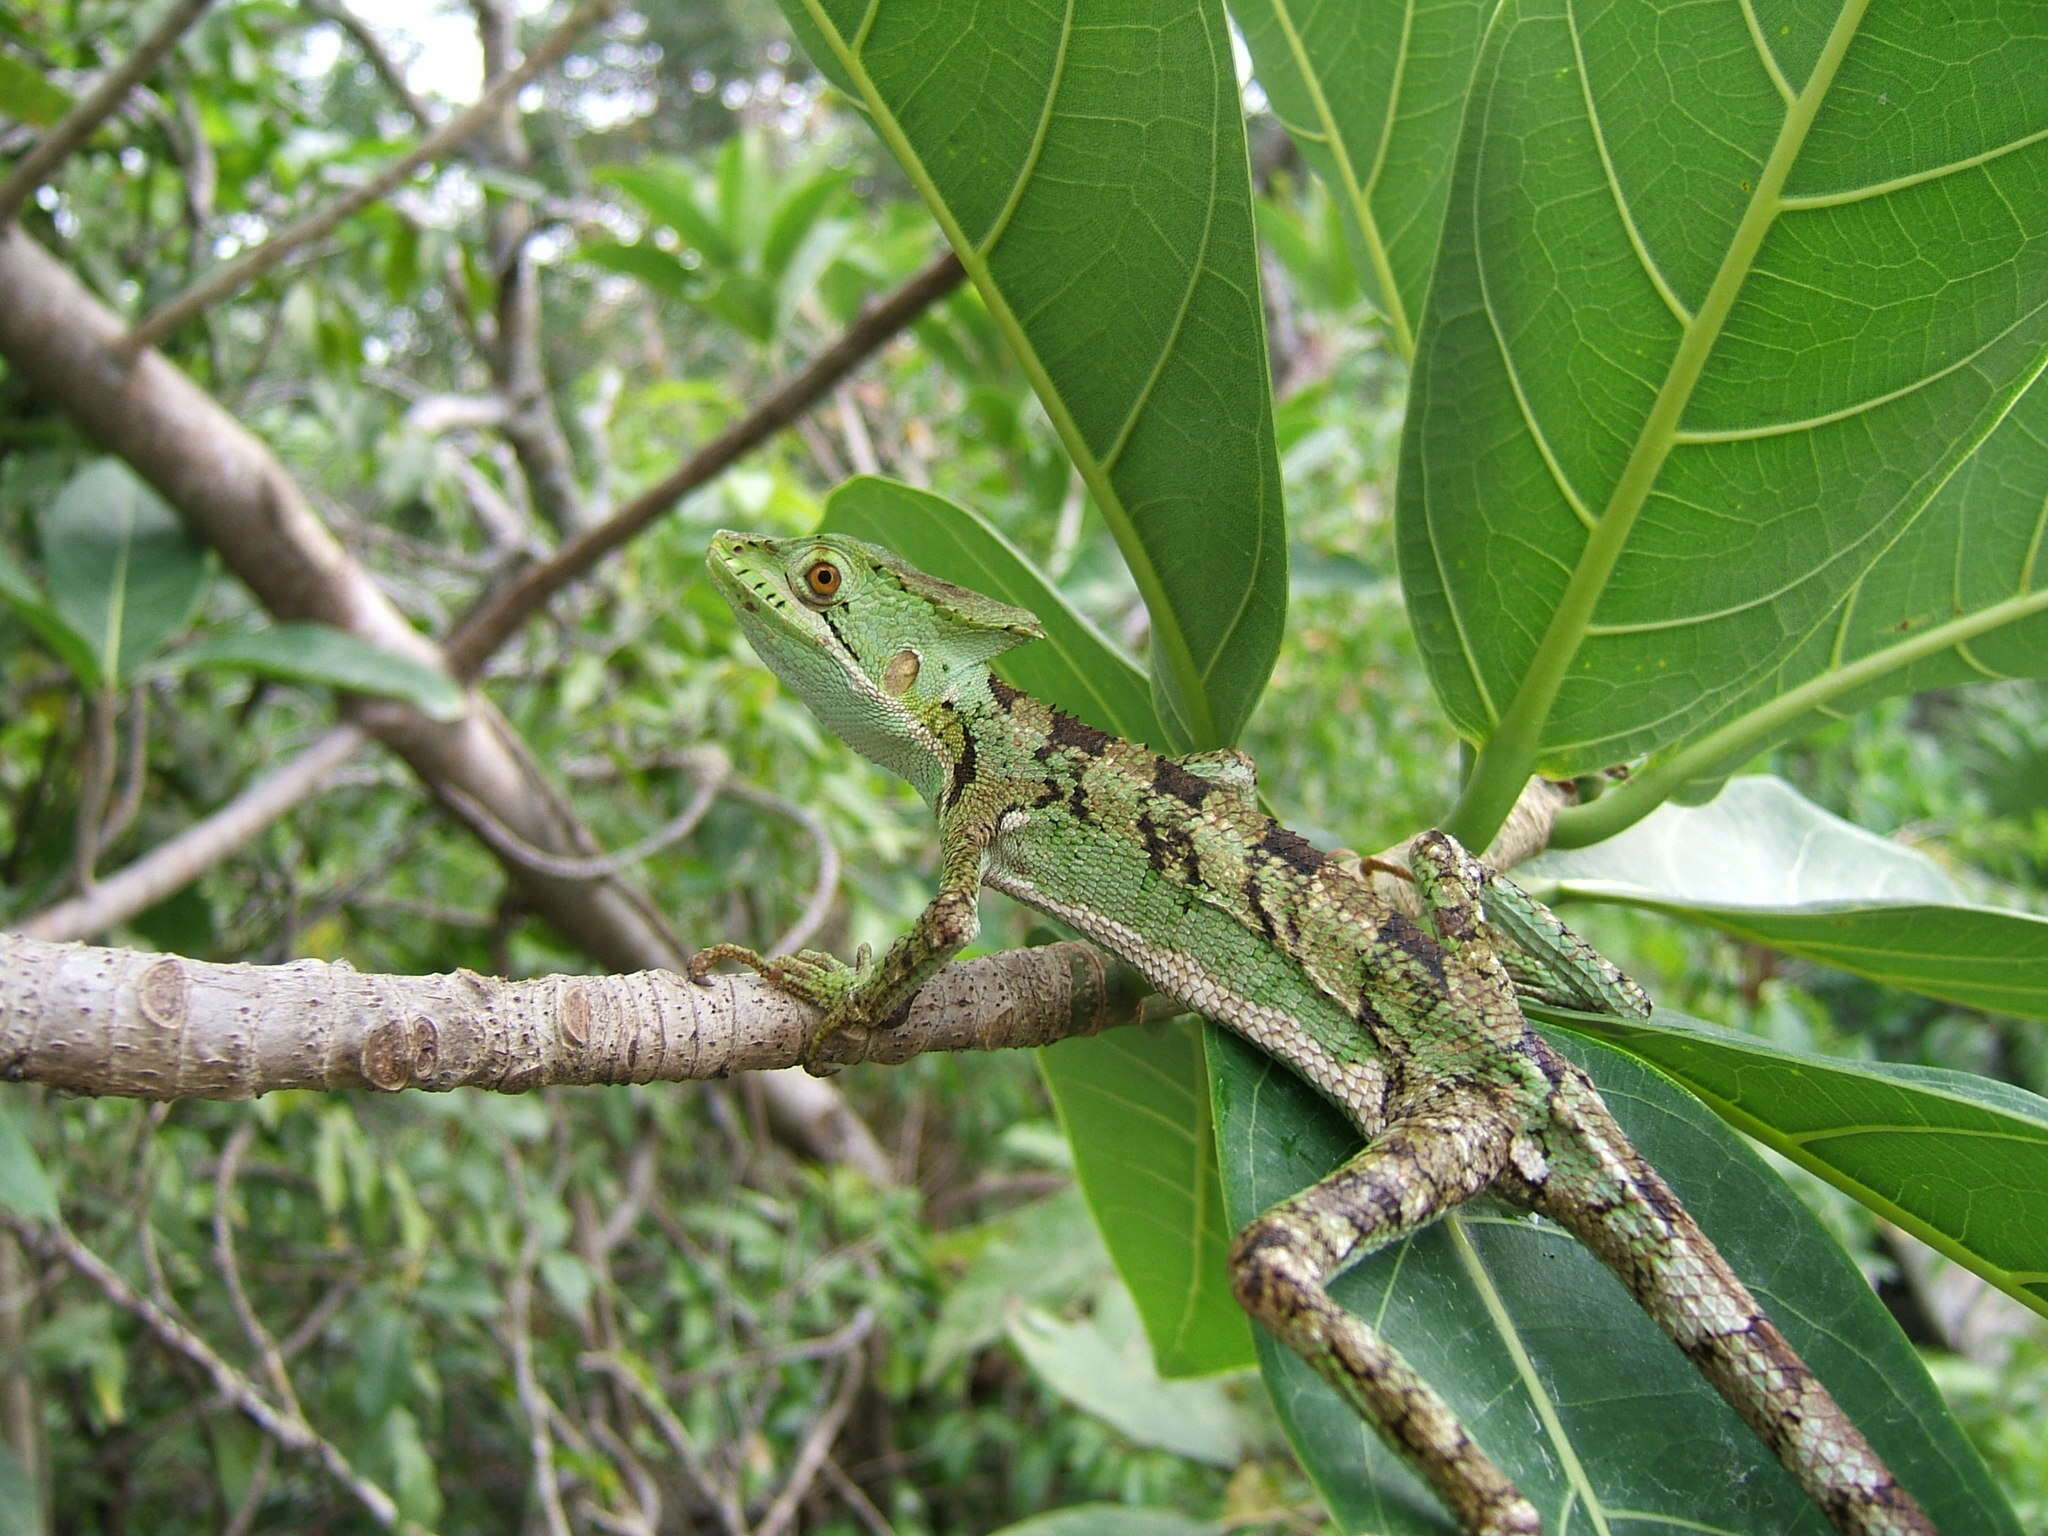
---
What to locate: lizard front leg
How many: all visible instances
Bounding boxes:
[690,821,989,1074]
[1231,1095,1539,1536]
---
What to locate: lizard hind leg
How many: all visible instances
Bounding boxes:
[1517,1068,1934,1536]
[1231,1098,1540,1536]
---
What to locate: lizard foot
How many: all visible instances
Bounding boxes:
[687,943,879,1076]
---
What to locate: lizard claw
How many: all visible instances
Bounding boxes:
[686,943,767,984]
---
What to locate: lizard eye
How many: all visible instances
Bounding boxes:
[801,559,842,603]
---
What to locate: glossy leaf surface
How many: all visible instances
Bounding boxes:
[1402,2,2048,842]
[1550,1004,2048,1321]
[1232,0,1488,360]
[1531,776,2048,1020]
[780,0,1288,747]
[1214,1025,2017,1534]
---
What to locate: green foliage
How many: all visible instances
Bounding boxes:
[2,0,2044,1531]
[1215,1028,2016,1535]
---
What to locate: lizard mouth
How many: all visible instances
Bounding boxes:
[705,530,787,621]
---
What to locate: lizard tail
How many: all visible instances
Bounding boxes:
[1517,1063,1937,1536]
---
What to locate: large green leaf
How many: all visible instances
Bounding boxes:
[39,458,212,685]
[1404,2,2048,846]
[779,0,1289,747]
[1531,775,2048,1020]
[1215,1025,2017,1534]
[1232,0,1489,361]
[1548,1004,2048,1323]
[817,482,1249,1374]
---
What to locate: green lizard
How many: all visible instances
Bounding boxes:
[691,529,1934,1536]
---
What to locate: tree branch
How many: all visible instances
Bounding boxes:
[0,932,1146,1099]
[0,0,218,228]
[443,249,966,675]
[122,0,617,353]
[0,218,890,1176]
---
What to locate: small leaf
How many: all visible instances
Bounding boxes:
[164,623,466,720]
[0,543,101,685]
[0,51,73,126]
[0,1102,59,1223]
[1006,1285,1247,1465]
[1530,776,2048,1020]
[596,163,736,266]
[40,459,211,683]
[576,238,699,302]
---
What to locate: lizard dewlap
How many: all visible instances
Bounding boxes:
[694,529,1934,1536]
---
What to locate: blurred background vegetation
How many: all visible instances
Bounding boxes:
[0,2,2043,1532]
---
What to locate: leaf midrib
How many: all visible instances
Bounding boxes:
[796,0,1225,745]
[1446,0,1874,848]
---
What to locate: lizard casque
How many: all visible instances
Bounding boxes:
[692,529,1935,1536]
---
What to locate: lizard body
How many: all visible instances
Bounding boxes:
[694,530,1934,1536]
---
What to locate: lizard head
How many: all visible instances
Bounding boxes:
[706,530,1044,797]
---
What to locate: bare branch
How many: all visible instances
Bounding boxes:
[4,1214,402,1529]
[442,746,729,882]
[755,1310,875,1536]
[720,781,842,957]
[0,0,218,228]
[0,220,892,1176]
[123,0,618,353]
[443,249,967,675]
[0,932,1145,1099]
[18,726,368,943]
[213,1122,303,1417]
[580,1354,745,1536]
[503,1146,574,1536]
[301,0,435,130]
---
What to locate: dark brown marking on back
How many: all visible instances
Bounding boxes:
[1049,707,1113,757]
[942,703,976,811]
[1243,870,1280,943]
[988,675,1026,710]
[1259,823,1328,877]
[1380,911,1446,988]
[1152,756,1214,808]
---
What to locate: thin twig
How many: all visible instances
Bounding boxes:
[122,0,617,353]
[70,688,117,892]
[820,1456,896,1536]
[443,249,966,675]
[754,1311,876,1536]
[657,1307,880,1396]
[0,0,219,227]
[503,1148,573,1536]
[302,0,435,129]
[4,1214,400,1528]
[212,1123,303,1418]
[582,1355,746,1536]
[19,725,367,942]
[721,781,842,956]
[97,681,151,854]
[438,746,729,881]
